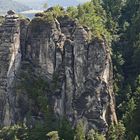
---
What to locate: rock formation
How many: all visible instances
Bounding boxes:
[0,11,21,126]
[0,11,117,134]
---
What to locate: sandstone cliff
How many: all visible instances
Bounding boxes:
[0,11,117,134]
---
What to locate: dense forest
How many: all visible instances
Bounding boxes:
[0,0,140,139]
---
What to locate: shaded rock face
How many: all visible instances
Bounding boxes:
[0,12,21,126]
[0,14,117,133]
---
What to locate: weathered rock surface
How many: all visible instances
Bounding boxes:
[0,11,21,126]
[0,13,117,133]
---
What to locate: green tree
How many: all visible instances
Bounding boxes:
[66,6,78,18]
[0,124,28,140]
[102,0,126,20]
[47,131,59,140]
[52,5,64,18]
[108,121,126,140]
[76,1,111,43]
[59,118,74,140]
[87,129,105,140]
[74,120,85,140]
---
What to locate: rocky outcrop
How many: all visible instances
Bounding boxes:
[0,12,117,133]
[0,11,21,126]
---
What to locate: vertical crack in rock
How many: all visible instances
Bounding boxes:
[63,39,75,122]
[0,13,117,133]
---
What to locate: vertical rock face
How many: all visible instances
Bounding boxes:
[0,13,117,133]
[0,11,21,126]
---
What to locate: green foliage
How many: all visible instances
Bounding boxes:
[112,49,124,94]
[15,68,58,139]
[0,124,59,140]
[47,131,59,140]
[66,6,78,19]
[0,117,73,140]
[27,122,48,140]
[108,121,126,140]
[102,0,126,20]
[128,76,140,139]
[121,0,140,23]
[122,97,136,126]
[31,5,65,33]
[51,5,65,18]
[74,120,85,140]
[87,129,105,140]
[31,1,112,44]
[132,35,140,74]
[0,124,28,140]
[18,71,49,100]
[105,0,140,139]
[2,0,140,139]
[75,1,112,43]
[59,118,74,140]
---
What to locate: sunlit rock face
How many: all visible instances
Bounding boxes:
[0,12,117,133]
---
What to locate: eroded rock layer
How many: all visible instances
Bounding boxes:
[0,12,117,133]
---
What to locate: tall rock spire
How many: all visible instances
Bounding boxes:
[0,11,21,126]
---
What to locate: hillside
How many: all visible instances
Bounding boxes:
[0,0,30,14]
[14,0,90,9]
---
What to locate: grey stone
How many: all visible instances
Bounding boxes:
[0,13,117,134]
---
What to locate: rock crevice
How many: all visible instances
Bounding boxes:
[0,12,117,133]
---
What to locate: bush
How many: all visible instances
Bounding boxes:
[0,124,28,140]
[108,121,126,140]
[47,131,59,140]
[87,129,105,140]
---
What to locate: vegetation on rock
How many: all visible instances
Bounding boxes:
[1,0,140,139]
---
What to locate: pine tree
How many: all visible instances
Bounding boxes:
[74,120,85,140]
